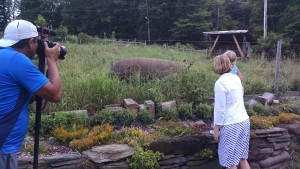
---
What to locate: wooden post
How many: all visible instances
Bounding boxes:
[232,35,244,58]
[208,35,220,57]
[274,41,282,96]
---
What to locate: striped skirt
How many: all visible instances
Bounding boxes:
[218,119,250,168]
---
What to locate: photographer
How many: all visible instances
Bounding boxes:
[0,20,62,169]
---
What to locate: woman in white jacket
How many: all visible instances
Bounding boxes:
[213,54,250,169]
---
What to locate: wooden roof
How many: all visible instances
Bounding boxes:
[203,30,248,35]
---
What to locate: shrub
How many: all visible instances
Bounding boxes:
[137,109,154,125]
[244,103,256,116]
[70,124,113,151]
[194,103,213,119]
[252,104,271,116]
[114,109,136,126]
[157,109,179,121]
[52,125,89,142]
[154,121,192,138]
[250,116,274,129]
[196,148,215,159]
[28,114,55,136]
[127,145,163,169]
[92,109,115,125]
[177,102,194,119]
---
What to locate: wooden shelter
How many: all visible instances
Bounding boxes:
[203,30,250,58]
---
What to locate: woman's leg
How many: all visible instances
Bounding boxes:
[227,166,237,169]
[239,159,250,169]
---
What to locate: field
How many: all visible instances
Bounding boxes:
[41,42,300,113]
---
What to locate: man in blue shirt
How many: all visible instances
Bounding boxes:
[0,20,62,169]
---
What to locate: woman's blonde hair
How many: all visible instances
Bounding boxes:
[224,50,237,63]
[214,54,232,75]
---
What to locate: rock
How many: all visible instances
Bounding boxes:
[82,144,134,164]
[258,151,291,168]
[160,100,177,111]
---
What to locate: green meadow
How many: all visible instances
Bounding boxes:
[46,42,300,112]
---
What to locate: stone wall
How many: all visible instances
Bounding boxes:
[18,123,300,169]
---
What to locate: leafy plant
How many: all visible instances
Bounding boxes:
[157,108,179,121]
[194,103,213,119]
[252,104,271,116]
[92,109,115,125]
[114,109,136,126]
[127,145,163,169]
[137,109,154,125]
[177,102,194,119]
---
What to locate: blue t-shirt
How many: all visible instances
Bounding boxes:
[231,64,239,75]
[0,47,49,154]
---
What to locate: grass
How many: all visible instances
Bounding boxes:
[42,42,300,112]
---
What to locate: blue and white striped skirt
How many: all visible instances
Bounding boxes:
[218,119,250,168]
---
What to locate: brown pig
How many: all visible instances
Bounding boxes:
[110,57,187,80]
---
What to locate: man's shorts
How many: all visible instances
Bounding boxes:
[0,152,18,169]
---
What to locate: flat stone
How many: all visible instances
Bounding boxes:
[254,127,286,135]
[39,152,82,164]
[267,134,291,143]
[258,151,291,167]
[82,144,134,164]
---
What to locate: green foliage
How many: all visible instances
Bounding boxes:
[35,14,47,27]
[137,109,154,125]
[157,109,179,121]
[28,114,54,136]
[178,70,215,103]
[252,104,271,116]
[177,102,194,119]
[128,145,163,169]
[92,109,115,125]
[196,148,215,159]
[114,109,136,126]
[77,32,100,44]
[56,25,69,38]
[244,103,256,116]
[256,32,291,59]
[194,103,214,119]
[24,144,49,154]
[66,35,78,43]
[154,121,193,138]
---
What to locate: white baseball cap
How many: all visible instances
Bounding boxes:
[0,20,38,47]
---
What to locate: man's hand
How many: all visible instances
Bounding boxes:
[44,42,61,63]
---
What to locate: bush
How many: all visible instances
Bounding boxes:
[194,103,213,119]
[28,114,55,136]
[157,109,179,121]
[137,109,154,125]
[128,145,163,169]
[252,104,271,116]
[114,109,136,126]
[92,109,115,125]
[177,102,194,119]
[244,103,256,116]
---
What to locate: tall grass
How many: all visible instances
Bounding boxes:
[46,43,300,112]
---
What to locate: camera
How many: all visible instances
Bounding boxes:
[36,26,67,60]
[37,40,67,60]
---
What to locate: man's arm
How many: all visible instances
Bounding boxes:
[35,42,62,103]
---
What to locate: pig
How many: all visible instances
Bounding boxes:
[110,57,189,81]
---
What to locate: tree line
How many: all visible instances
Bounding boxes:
[1,0,300,55]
